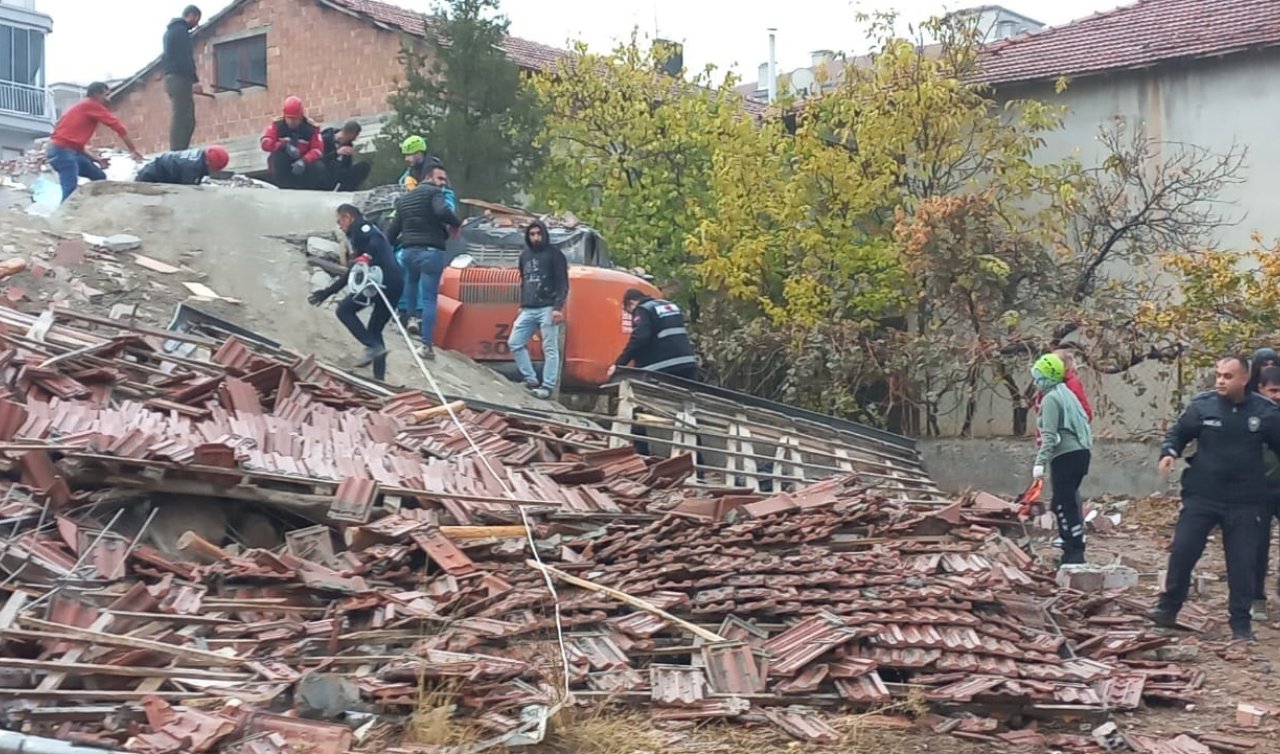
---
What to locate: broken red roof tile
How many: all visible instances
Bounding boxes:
[764,612,865,676]
[762,706,840,744]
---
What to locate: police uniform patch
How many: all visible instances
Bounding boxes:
[361,224,371,233]
[1249,416,1262,432]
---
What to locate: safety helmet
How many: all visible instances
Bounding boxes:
[400,135,427,155]
[282,96,305,118]
[204,145,229,172]
[1032,353,1066,384]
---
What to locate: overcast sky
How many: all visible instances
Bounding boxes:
[41,0,1123,84]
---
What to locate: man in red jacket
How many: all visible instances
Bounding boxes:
[45,82,144,202]
[260,96,324,190]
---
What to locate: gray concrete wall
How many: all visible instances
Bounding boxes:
[918,437,1170,498]
[936,49,1280,440]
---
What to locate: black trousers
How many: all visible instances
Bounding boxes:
[1158,494,1266,631]
[316,161,372,191]
[1050,449,1091,559]
[335,282,401,380]
[267,151,322,190]
[1253,497,1280,600]
[165,74,196,151]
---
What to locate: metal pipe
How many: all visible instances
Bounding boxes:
[767,28,778,104]
[0,730,130,754]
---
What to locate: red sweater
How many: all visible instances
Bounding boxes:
[50,99,128,153]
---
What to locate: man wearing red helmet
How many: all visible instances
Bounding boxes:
[136,145,229,185]
[260,96,324,189]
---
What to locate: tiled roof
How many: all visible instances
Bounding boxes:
[320,0,567,71]
[976,0,1280,85]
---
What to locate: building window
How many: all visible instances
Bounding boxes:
[214,34,267,92]
[0,25,45,86]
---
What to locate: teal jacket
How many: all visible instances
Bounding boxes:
[1035,382,1093,467]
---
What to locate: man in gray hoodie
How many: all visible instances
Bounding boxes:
[507,220,568,399]
[1031,352,1094,565]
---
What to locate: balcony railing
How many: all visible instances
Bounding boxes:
[0,80,52,121]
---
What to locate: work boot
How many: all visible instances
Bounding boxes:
[408,319,421,336]
[1252,600,1270,622]
[1060,550,1086,566]
[1146,606,1179,629]
[416,344,435,361]
[354,345,388,368]
[522,379,540,392]
[531,387,552,400]
[1232,626,1257,643]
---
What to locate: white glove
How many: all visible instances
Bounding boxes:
[1032,465,1045,480]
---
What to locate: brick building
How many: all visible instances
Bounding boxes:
[106,0,564,175]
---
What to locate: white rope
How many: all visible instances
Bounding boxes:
[359,275,574,702]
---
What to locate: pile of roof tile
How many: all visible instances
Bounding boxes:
[0,307,1202,754]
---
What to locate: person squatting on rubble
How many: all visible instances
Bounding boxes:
[260,96,324,190]
[1030,353,1093,565]
[1151,355,1280,642]
[318,120,372,191]
[1253,363,1280,621]
[508,220,569,400]
[135,145,229,185]
[387,163,459,362]
[308,204,403,380]
[607,289,699,380]
[162,5,202,151]
[47,82,145,202]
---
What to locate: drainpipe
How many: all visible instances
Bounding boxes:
[767,29,778,104]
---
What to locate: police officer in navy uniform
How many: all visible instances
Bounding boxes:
[608,288,698,380]
[308,204,404,381]
[1150,355,1280,641]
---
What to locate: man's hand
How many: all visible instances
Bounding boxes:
[285,143,302,160]
[1158,455,1176,477]
[94,154,111,168]
[606,365,616,378]
[307,290,328,306]
[291,159,307,176]
[551,310,565,325]
[129,150,144,162]
[337,145,354,157]
[1031,464,1044,480]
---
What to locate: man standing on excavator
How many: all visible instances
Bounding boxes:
[608,289,698,380]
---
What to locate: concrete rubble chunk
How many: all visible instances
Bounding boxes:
[306,236,342,260]
[1055,563,1139,592]
[101,234,143,252]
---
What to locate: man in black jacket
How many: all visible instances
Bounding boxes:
[387,164,459,361]
[608,289,697,380]
[162,5,202,150]
[308,204,404,380]
[136,145,228,185]
[507,220,568,399]
[318,120,371,191]
[1151,355,1280,641]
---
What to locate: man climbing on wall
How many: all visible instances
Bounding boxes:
[162,4,202,150]
[308,204,404,380]
[260,96,324,190]
[135,145,229,185]
[607,289,698,380]
[46,82,145,202]
[318,120,372,191]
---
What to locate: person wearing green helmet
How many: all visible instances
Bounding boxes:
[1031,352,1094,564]
[399,135,434,191]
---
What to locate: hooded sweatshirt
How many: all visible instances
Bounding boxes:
[162,18,198,81]
[1034,375,1093,468]
[517,221,569,310]
[1248,347,1279,394]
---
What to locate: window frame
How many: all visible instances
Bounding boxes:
[212,33,268,93]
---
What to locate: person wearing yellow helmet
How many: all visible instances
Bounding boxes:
[399,135,431,190]
[1031,352,1093,565]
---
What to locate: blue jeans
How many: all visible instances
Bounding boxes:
[402,246,445,346]
[508,306,562,390]
[45,145,106,201]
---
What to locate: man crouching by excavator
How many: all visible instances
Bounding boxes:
[308,204,404,380]
[608,288,698,380]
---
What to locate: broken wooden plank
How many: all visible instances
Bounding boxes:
[0,657,250,681]
[12,618,242,667]
[131,254,181,274]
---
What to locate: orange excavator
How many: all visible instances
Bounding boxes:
[355,194,663,390]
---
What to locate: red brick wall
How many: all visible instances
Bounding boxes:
[111,0,424,153]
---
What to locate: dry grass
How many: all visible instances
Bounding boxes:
[547,707,678,754]
[405,679,482,748]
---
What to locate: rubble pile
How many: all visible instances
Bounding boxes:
[0,306,1209,753]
